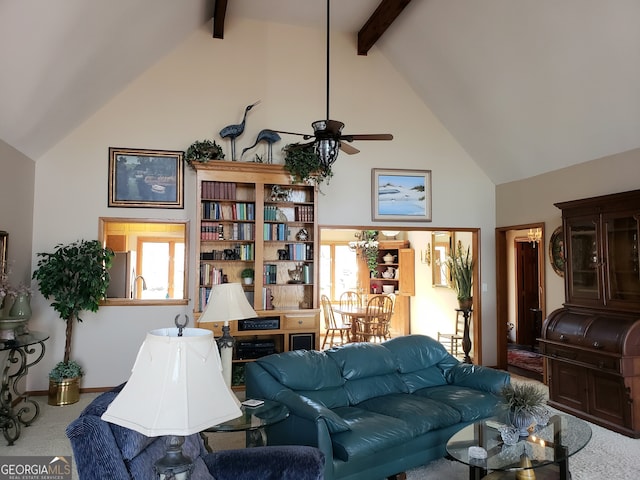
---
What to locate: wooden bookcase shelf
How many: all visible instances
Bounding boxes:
[192,162,320,389]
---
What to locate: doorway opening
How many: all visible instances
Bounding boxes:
[496,224,545,381]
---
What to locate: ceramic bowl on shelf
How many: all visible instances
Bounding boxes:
[382,285,394,294]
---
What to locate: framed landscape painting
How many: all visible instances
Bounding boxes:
[371,168,432,222]
[108,147,184,208]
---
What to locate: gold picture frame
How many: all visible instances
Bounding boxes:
[108,147,184,208]
[371,168,432,222]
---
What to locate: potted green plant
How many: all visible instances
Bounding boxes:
[501,382,547,436]
[446,240,474,309]
[241,268,254,285]
[184,139,225,170]
[283,143,333,186]
[32,239,114,406]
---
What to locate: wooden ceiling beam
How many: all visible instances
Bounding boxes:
[212,0,228,39]
[357,0,411,55]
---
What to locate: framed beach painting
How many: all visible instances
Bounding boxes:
[108,147,184,208]
[371,169,432,222]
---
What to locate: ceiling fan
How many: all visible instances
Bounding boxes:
[275,0,393,167]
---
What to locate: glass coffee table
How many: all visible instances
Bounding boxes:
[204,399,289,447]
[446,413,591,479]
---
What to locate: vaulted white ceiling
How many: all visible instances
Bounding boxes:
[1,0,638,185]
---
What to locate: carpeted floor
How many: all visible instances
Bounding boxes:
[3,378,639,480]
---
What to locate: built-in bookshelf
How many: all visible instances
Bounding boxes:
[193,162,320,389]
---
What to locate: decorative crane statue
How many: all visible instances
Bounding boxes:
[219,100,260,160]
[241,129,281,164]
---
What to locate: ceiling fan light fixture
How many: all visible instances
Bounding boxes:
[315,138,340,168]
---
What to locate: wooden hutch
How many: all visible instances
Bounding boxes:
[540,189,640,437]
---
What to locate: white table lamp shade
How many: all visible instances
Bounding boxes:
[101,328,241,436]
[199,283,257,323]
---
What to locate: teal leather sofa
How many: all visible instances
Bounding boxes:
[246,334,510,480]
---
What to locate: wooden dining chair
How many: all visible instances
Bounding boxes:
[338,291,360,326]
[354,295,394,343]
[321,295,351,349]
[437,310,467,357]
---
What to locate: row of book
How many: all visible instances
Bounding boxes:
[264,205,283,222]
[263,223,288,241]
[203,201,255,221]
[263,264,278,285]
[202,181,241,200]
[199,264,224,287]
[294,205,314,222]
[283,243,313,261]
[200,244,254,261]
[263,205,314,222]
[262,287,274,310]
[198,286,254,311]
[201,222,255,241]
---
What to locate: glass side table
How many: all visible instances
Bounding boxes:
[0,331,49,445]
[203,399,289,447]
[446,413,591,479]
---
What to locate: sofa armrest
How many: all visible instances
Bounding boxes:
[274,389,350,433]
[66,415,132,479]
[203,446,324,480]
[446,363,510,394]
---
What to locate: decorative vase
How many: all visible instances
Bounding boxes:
[510,410,536,436]
[9,293,31,319]
[458,297,473,310]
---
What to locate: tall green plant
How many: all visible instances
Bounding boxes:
[32,240,114,369]
[446,241,474,300]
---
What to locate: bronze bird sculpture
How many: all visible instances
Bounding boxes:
[219,101,260,160]
[241,129,281,163]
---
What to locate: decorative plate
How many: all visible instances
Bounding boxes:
[549,226,565,277]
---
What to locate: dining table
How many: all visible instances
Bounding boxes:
[332,303,384,342]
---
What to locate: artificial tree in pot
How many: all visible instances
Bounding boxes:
[32,239,114,405]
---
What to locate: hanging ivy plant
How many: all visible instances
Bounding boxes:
[184,139,225,170]
[283,143,333,186]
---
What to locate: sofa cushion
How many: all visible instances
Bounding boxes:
[382,335,455,373]
[328,407,415,461]
[382,335,460,392]
[342,373,408,405]
[446,363,510,394]
[415,385,502,422]
[356,393,462,436]
[326,343,398,380]
[258,350,343,389]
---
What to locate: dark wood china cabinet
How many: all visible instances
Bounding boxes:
[540,189,640,438]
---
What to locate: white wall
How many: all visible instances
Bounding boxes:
[27,18,498,390]
[496,147,640,314]
[0,140,34,287]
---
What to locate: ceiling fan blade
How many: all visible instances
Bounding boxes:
[273,130,315,140]
[340,143,360,155]
[342,133,394,141]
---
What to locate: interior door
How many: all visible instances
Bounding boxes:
[515,240,540,346]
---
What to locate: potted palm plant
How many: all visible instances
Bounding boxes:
[32,239,114,405]
[446,240,474,310]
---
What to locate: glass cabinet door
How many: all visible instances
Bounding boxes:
[604,213,640,307]
[566,216,602,305]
